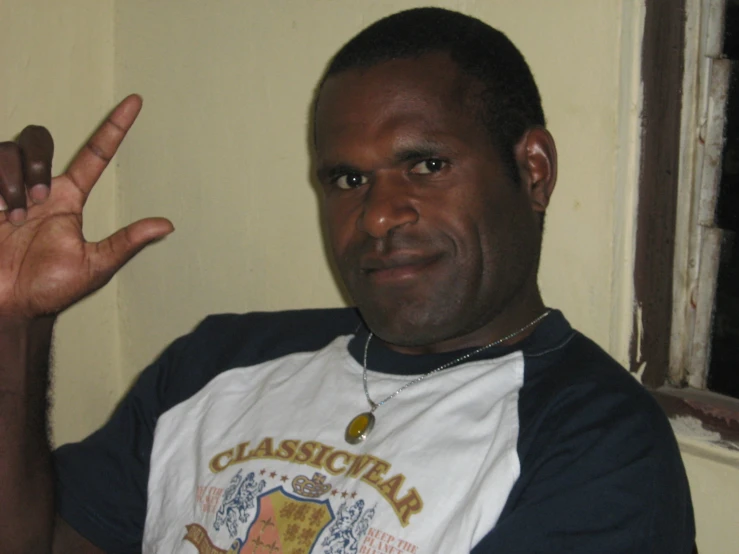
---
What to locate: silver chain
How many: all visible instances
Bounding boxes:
[362,310,551,411]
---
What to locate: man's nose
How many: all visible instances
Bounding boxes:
[357,173,419,239]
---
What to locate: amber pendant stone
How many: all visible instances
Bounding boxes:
[345,412,375,444]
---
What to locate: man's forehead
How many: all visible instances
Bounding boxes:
[328,53,478,99]
[315,53,479,132]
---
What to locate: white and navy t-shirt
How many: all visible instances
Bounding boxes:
[54,308,694,553]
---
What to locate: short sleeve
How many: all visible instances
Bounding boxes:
[54,329,194,553]
[472,369,695,554]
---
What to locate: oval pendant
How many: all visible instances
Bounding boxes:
[345,412,375,444]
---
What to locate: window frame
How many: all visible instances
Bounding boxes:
[669,0,730,390]
[639,0,739,448]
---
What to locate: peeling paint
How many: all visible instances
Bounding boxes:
[629,301,645,375]
[631,359,647,384]
[670,414,723,442]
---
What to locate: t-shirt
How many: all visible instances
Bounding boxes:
[54,308,695,554]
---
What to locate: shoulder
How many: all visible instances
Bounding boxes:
[519,330,675,460]
[515,318,690,519]
[148,306,362,411]
[514,314,662,433]
[183,306,362,367]
[481,328,694,553]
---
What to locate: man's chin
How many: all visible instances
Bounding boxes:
[357,305,453,349]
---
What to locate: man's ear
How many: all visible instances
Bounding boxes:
[514,127,557,214]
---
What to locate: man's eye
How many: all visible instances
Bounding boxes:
[410,158,447,175]
[335,173,368,190]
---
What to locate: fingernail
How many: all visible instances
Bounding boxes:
[0,197,7,211]
[30,184,50,204]
[8,208,27,225]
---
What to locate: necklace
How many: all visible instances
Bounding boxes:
[344,310,551,444]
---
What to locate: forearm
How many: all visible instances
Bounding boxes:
[0,315,56,552]
[0,95,163,553]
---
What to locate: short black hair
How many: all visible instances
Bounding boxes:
[320,7,545,182]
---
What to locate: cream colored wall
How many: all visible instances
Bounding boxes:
[0,0,119,445]
[679,440,739,554]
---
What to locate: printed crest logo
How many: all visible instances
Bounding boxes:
[241,487,333,553]
[292,473,332,499]
[185,486,337,553]
[214,470,267,538]
[322,499,375,554]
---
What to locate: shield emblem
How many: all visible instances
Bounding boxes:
[235,486,335,553]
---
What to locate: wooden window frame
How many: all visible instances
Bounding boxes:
[637,0,739,445]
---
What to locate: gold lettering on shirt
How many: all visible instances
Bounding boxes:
[208,437,423,526]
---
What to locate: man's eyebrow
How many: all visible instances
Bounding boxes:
[316,139,453,180]
[394,148,438,163]
[392,139,450,163]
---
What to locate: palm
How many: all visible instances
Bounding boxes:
[0,96,173,320]
[2,180,88,316]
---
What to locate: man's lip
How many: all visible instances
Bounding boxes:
[359,253,442,282]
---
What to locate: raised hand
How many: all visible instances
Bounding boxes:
[0,95,174,321]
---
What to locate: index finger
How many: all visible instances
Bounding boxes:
[65,94,143,199]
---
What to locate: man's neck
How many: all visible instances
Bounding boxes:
[379,290,547,355]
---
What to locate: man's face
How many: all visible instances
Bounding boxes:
[314,53,544,352]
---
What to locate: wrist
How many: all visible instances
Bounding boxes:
[0,315,55,388]
[0,314,55,351]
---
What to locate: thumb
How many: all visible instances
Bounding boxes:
[87,217,174,286]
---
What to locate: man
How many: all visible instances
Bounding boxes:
[0,7,694,554]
